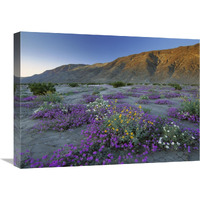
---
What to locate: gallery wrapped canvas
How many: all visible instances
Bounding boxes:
[14,32,199,168]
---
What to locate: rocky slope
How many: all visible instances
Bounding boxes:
[21,43,199,84]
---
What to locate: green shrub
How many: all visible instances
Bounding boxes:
[140,95,149,100]
[63,92,76,96]
[174,85,182,90]
[112,81,126,88]
[168,83,182,90]
[68,83,79,87]
[86,83,104,85]
[160,94,165,99]
[35,92,63,103]
[29,82,56,95]
[33,102,66,114]
[180,99,199,116]
[142,108,151,114]
[127,83,134,86]
[92,91,100,95]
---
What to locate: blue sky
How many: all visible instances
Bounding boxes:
[20,32,199,77]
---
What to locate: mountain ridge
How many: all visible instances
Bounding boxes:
[21,43,200,84]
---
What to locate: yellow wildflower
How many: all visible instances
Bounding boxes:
[104,130,107,133]
[138,105,142,109]
[130,136,134,139]
[122,136,125,139]
[126,132,129,135]
[131,132,133,135]
[116,129,119,132]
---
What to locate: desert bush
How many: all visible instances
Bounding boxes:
[92,91,100,95]
[29,82,56,95]
[127,83,134,86]
[63,91,77,96]
[153,83,161,86]
[68,83,79,87]
[35,92,63,103]
[87,82,104,85]
[140,95,149,100]
[168,83,182,90]
[168,99,199,123]
[142,108,151,113]
[33,102,66,116]
[92,87,106,95]
[160,94,165,99]
[180,99,199,116]
[112,81,126,88]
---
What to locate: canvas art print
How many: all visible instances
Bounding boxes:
[14,32,199,168]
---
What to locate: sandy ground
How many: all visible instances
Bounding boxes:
[14,84,199,166]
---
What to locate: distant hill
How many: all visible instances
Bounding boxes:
[21,43,200,84]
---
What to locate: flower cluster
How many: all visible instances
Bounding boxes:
[21,96,37,102]
[137,99,150,104]
[168,107,199,123]
[158,122,197,151]
[32,104,93,132]
[154,99,173,105]
[103,93,126,100]
[14,95,37,102]
[82,94,99,103]
[148,95,160,99]
[164,92,181,98]
[86,95,110,120]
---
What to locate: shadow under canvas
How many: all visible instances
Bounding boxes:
[1,158,13,165]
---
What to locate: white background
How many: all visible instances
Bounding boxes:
[0,0,199,199]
